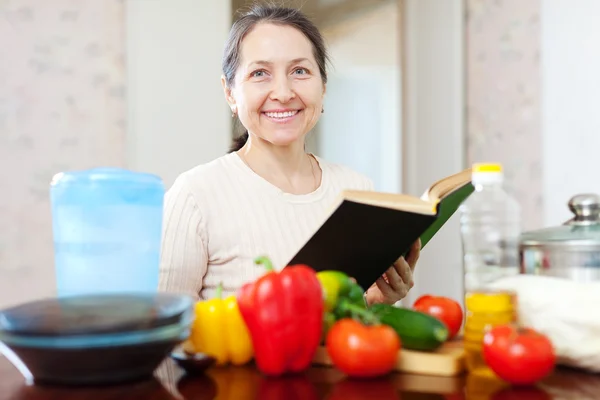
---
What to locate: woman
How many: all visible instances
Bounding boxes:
[159,4,420,306]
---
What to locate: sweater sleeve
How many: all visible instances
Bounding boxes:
[158,175,208,300]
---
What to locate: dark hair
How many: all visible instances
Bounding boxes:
[223,3,330,152]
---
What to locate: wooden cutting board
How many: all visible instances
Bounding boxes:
[312,340,465,377]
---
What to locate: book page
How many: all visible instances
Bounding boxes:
[341,190,435,215]
[421,168,472,202]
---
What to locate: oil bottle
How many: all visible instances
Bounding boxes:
[458,163,521,377]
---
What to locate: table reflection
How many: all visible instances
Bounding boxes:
[154,358,600,400]
[5,355,597,400]
[154,360,456,400]
[12,376,175,399]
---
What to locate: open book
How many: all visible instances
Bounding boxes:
[286,168,474,291]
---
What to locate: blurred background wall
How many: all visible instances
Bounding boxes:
[0,0,128,307]
[2,0,600,308]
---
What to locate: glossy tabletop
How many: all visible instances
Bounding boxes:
[1,355,599,400]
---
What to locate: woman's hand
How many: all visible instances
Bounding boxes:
[365,239,421,306]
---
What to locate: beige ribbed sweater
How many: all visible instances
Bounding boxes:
[158,152,373,300]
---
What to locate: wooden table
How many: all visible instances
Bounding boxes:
[1,354,599,400]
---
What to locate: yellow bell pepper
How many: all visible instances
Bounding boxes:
[190,284,254,366]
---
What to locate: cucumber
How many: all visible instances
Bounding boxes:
[369,304,449,351]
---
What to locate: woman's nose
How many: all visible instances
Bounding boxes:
[269,76,295,103]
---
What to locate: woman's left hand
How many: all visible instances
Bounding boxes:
[365,238,421,306]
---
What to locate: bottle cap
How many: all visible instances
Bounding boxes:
[472,163,503,185]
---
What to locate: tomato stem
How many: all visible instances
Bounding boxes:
[338,299,380,325]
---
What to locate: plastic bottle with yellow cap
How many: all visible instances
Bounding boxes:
[458,163,521,378]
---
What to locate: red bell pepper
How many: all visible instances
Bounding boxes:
[237,256,324,376]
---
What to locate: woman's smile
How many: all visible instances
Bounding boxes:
[262,109,303,124]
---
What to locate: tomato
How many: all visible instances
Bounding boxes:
[413,295,463,339]
[326,318,400,378]
[482,325,556,385]
[414,294,433,305]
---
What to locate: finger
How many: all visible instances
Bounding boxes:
[406,239,421,270]
[385,265,404,292]
[375,276,395,298]
[393,259,413,289]
[396,259,412,285]
[384,267,410,300]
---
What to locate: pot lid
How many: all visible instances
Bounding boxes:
[0,293,193,337]
[520,194,600,248]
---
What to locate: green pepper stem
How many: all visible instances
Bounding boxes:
[338,299,380,325]
[216,282,223,299]
[254,256,275,272]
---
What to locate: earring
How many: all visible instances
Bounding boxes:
[231,107,237,118]
[321,107,324,114]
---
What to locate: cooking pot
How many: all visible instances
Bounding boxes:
[519,194,600,282]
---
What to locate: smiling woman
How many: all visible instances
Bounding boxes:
[158,3,421,306]
[226,24,324,151]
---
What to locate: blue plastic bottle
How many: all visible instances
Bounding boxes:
[50,168,164,297]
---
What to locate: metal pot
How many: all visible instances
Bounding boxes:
[519,194,600,282]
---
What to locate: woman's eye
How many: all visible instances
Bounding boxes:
[251,70,266,78]
[294,68,308,75]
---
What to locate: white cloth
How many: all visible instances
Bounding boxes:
[489,274,600,373]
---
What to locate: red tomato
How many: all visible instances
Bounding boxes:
[326,319,400,378]
[482,325,556,385]
[413,295,463,339]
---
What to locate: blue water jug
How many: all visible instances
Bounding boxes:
[50,168,165,297]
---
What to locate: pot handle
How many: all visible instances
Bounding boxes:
[566,194,600,225]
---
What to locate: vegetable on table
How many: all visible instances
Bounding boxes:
[369,303,449,351]
[326,299,400,378]
[322,312,337,344]
[413,294,464,339]
[316,270,367,341]
[237,256,324,376]
[482,324,556,386]
[343,282,367,313]
[316,271,366,314]
[317,271,354,312]
[190,283,253,366]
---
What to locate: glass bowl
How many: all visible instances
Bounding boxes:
[0,293,194,386]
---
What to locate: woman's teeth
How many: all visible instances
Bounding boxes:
[264,110,298,119]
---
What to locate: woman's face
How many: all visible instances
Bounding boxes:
[223,23,326,148]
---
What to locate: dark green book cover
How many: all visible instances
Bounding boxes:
[419,182,475,249]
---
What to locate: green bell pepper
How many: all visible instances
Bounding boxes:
[317,270,367,317]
